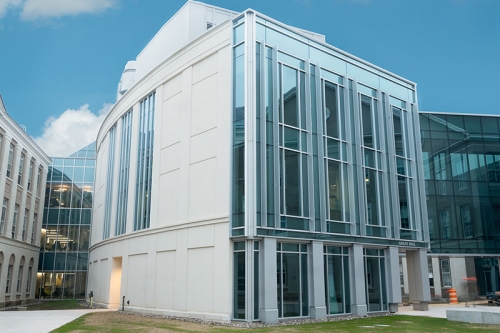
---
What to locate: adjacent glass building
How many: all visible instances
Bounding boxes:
[36,143,95,299]
[417,112,500,300]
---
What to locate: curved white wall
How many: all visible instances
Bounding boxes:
[88,21,234,321]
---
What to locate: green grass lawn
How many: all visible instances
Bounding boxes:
[51,312,500,333]
[27,299,83,311]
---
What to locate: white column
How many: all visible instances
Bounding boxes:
[406,249,431,310]
[0,134,11,196]
[431,257,442,298]
[385,247,402,312]
[18,152,31,242]
[259,237,278,324]
[309,241,327,318]
[125,103,140,234]
[34,166,48,247]
[26,160,38,245]
[6,146,21,240]
[108,120,123,238]
[0,134,11,236]
[350,244,367,316]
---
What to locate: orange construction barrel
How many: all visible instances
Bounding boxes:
[448,288,458,304]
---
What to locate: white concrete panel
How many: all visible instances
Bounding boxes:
[191,74,218,136]
[160,143,181,175]
[156,231,177,252]
[154,251,176,309]
[187,224,215,249]
[88,261,99,302]
[192,53,218,85]
[214,47,232,216]
[158,171,180,227]
[190,129,217,164]
[174,229,188,311]
[146,235,158,306]
[188,158,217,221]
[127,254,147,307]
[187,247,214,312]
[128,236,148,255]
[98,259,109,303]
[163,73,182,101]
[161,94,182,149]
[212,222,230,314]
[178,67,193,223]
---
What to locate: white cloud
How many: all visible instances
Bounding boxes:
[0,0,118,21]
[0,0,22,18]
[21,0,117,20]
[34,103,112,157]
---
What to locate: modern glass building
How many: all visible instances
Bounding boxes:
[87,1,431,323]
[36,142,95,299]
[416,112,500,301]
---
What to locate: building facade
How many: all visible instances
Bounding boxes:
[88,1,430,323]
[409,112,500,301]
[36,143,95,300]
[0,95,51,307]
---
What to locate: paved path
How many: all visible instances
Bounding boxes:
[0,309,110,333]
[397,302,500,319]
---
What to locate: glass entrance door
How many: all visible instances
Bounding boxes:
[277,243,308,318]
[364,248,387,312]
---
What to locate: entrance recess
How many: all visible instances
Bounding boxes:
[109,257,122,309]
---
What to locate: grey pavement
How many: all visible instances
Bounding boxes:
[397,302,500,319]
[0,309,110,333]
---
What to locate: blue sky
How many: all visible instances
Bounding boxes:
[0,0,498,155]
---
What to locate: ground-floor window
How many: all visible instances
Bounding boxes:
[364,248,387,312]
[440,258,452,287]
[36,271,87,299]
[324,246,350,314]
[277,243,308,318]
[232,240,259,321]
[233,242,246,319]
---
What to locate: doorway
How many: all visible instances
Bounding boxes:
[277,243,308,318]
[109,257,122,309]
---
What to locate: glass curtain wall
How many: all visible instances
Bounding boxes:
[392,101,418,240]
[360,92,386,237]
[420,113,500,297]
[115,110,133,236]
[36,143,95,299]
[134,93,155,231]
[231,18,245,235]
[230,11,425,321]
[421,113,500,254]
[323,75,351,234]
[103,125,116,239]
[278,62,310,231]
[251,15,424,242]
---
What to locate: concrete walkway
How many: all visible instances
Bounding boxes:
[0,309,110,333]
[397,302,500,319]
